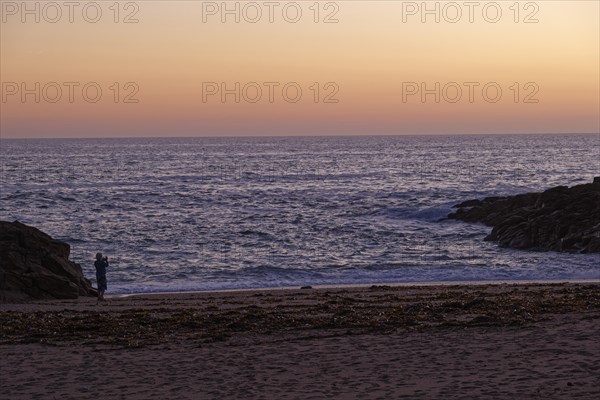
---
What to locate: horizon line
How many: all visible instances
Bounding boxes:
[1,132,599,141]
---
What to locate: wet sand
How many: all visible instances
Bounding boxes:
[1,283,599,399]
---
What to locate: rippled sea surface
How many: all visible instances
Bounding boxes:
[1,135,599,293]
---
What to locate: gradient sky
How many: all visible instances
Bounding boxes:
[1,0,599,138]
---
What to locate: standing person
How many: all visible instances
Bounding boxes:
[94,252,109,302]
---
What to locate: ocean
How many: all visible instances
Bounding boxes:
[1,134,599,294]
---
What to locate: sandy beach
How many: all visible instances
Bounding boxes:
[1,283,599,399]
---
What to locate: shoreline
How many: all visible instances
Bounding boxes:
[111,278,600,299]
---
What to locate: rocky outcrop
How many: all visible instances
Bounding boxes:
[0,221,97,302]
[447,178,600,253]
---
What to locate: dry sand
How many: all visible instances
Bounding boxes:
[1,283,599,399]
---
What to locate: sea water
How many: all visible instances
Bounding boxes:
[1,134,599,293]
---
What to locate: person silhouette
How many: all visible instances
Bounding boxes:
[94,252,109,302]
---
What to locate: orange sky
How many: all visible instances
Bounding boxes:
[1,1,598,138]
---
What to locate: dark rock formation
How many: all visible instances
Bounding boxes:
[447,178,600,253]
[0,221,97,302]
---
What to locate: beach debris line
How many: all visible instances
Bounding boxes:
[447,177,600,253]
[0,283,598,348]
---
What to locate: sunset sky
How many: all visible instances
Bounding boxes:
[1,0,598,138]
